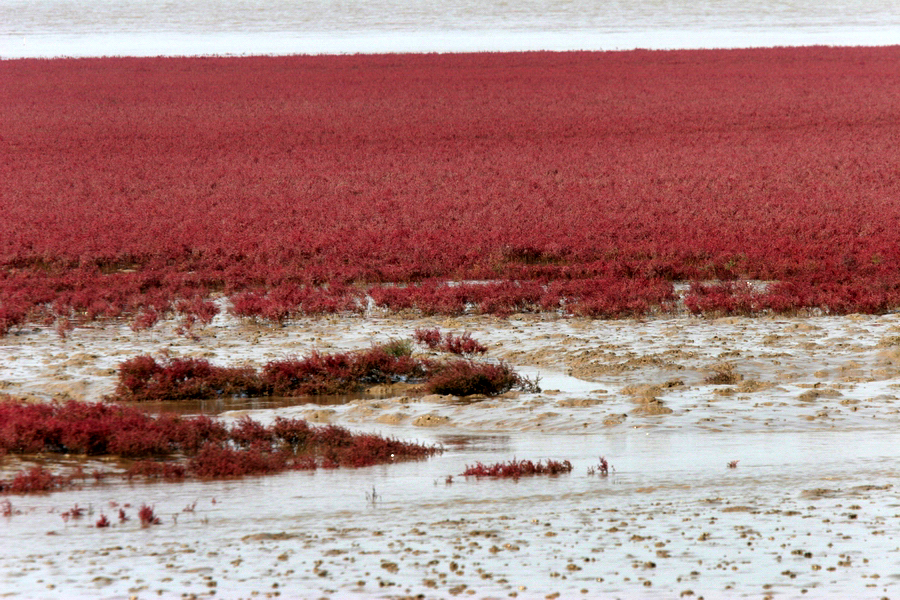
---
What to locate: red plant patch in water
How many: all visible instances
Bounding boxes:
[0,398,441,492]
[0,465,72,494]
[114,343,429,401]
[138,504,161,527]
[462,459,573,479]
[61,503,85,521]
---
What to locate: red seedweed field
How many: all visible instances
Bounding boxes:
[3,47,900,331]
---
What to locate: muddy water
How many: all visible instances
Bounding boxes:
[3,310,900,597]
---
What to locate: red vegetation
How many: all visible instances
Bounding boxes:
[0,465,71,494]
[414,328,487,356]
[115,354,265,401]
[0,398,441,493]
[3,47,900,330]
[114,345,427,401]
[61,503,86,520]
[112,338,533,400]
[138,504,161,527]
[424,359,535,396]
[261,345,426,396]
[587,456,610,476]
[462,459,573,479]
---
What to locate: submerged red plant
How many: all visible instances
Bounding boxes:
[587,456,611,476]
[462,459,573,479]
[261,344,425,396]
[138,504,161,527]
[61,503,85,521]
[0,465,71,494]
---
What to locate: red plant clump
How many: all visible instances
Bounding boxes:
[462,459,574,479]
[115,355,265,402]
[61,503,85,520]
[414,328,487,356]
[425,359,537,396]
[0,465,72,494]
[588,456,611,476]
[261,345,426,396]
[138,504,161,527]
[111,337,533,401]
[114,344,428,401]
[3,48,900,332]
[0,398,442,493]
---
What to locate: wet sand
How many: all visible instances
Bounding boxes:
[2,307,900,598]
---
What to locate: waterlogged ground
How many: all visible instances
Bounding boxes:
[3,308,900,598]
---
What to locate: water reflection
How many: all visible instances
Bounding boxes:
[121,391,397,416]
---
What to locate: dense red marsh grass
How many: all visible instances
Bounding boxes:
[3,47,900,330]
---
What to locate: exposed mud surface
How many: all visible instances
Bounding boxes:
[5,308,900,433]
[2,309,900,598]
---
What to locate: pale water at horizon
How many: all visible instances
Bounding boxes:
[1,0,898,58]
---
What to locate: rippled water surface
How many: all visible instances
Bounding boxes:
[3,427,900,598]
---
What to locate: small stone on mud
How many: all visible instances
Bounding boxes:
[631,400,673,415]
[375,413,408,425]
[604,414,627,426]
[413,414,451,427]
[303,409,336,423]
[381,560,399,574]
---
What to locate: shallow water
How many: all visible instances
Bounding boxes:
[2,427,899,598]
[2,0,899,57]
[3,311,900,597]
